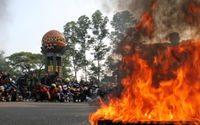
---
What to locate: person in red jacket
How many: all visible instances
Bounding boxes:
[49,83,60,101]
[32,82,50,101]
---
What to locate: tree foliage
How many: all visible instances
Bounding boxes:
[90,10,110,82]
[64,21,82,80]
[6,52,44,77]
[0,51,7,72]
[110,10,137,53]
[62,50,72,79]
[2,10,136,84]
[103,10,137,83]
[77,15,92,81]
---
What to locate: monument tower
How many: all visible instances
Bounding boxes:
[41,30,66,77]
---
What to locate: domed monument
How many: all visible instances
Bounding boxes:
[41,30,66,77]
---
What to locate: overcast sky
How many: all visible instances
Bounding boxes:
[0,0,115,56]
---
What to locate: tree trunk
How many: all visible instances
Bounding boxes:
[38,64,44,79]
[98,60,100,82]
[73,56,77,80]
[74,65,77,80]
[75,69,77,80]
[84,51,87,81]
[84,66,87,82]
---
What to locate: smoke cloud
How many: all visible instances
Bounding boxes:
[101,0,154,19]
[103,0,200,42]
[101,0,200,88]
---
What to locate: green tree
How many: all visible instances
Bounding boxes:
[103,10,137,83]
[110,10,136,53]
[77,15,92,81]
[0,51,7,71]
[6,52,45,77]
[0,51,17,76]
[89,63,99,82]
[30,54,45,79]
[62,50,72,79]
[7,52,35,73]
[90,10,110,82]
[64,21,82,80]
[103,54,121,83]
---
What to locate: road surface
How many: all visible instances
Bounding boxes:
[0,102,97,125]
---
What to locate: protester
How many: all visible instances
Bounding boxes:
[58,85,65,102]
[17,72,29,100]
[0,86,5,101]
[40,73,51,86]
[30,73,39,91]
[49,83,60,101]
[63,85,72,102]
[0,71,112,102]
[32,82,50,101]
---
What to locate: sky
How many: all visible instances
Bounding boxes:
[0,0,115,56]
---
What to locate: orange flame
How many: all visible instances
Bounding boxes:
[89,2,200,125]
[89,40,200,125]
[185,2,200,26]
[135,2,157,37]
[89,1,200,124]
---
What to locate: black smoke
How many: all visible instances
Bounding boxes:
[103,0,200,42]
[101,0,200,92]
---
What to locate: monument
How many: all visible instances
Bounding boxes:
[41,30,66,77]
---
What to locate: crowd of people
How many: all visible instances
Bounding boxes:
[0,71,109,102]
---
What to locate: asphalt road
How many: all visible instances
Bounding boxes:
[0,102,97,125]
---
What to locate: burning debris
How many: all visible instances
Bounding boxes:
[97,120,197,125]
[90,0,200,125]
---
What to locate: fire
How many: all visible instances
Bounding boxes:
[90,40,200,125]
[135,2,157,37]
[89,1,200,125]
[185,2,200,26]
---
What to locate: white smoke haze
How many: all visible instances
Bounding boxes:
[101,0,153,19]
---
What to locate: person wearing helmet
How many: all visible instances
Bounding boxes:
[65,78,70,84]
[51,83,56,89]
[49,83,60,101]
[62,78,70,88]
